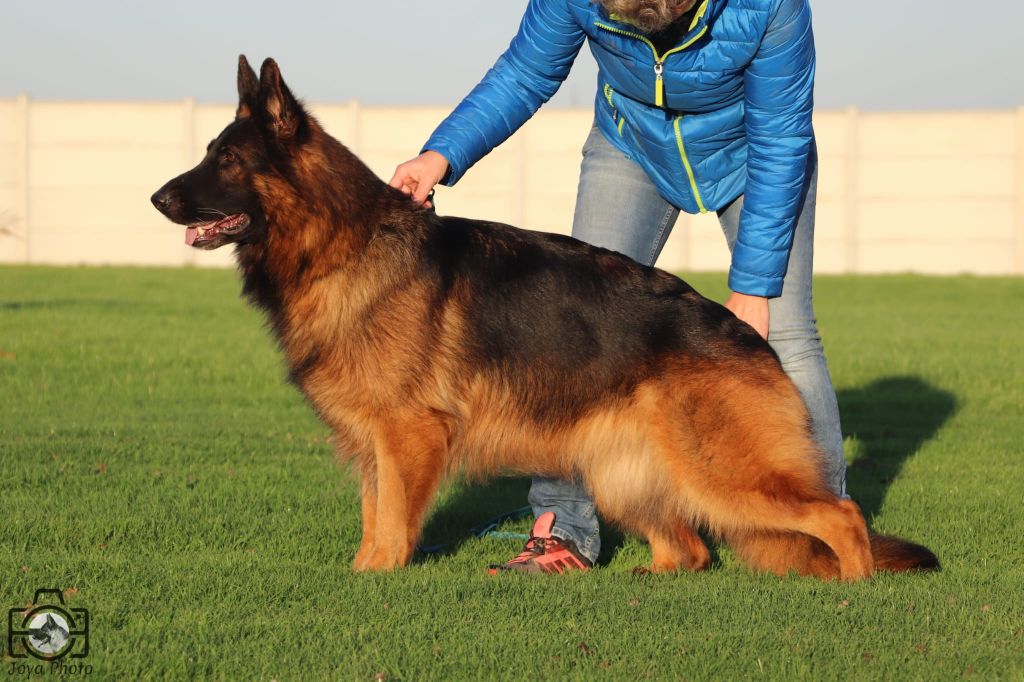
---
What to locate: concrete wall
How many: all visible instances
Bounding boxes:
[1,96,1022,275]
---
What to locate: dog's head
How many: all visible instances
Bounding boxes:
[150,56,309,250]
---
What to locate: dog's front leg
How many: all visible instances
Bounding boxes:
[352,461,378,571]
[355,415,448,571]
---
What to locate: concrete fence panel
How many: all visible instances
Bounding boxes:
[0,97,1021,277]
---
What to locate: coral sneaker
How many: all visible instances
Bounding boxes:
[487,512,593,574]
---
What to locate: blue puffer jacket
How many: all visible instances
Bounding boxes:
[423,0,816,297]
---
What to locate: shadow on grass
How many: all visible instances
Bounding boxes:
[418,375,955,565]
[416,477,531,562]
[839,375,957,519]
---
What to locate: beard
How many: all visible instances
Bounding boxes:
[595,0,697,34]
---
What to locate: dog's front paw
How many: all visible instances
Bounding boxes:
[352,543,377,572]
[352,544,410,572]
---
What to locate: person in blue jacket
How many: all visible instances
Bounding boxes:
[390,0,846,573]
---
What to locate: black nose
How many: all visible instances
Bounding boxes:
[151,190,172,212]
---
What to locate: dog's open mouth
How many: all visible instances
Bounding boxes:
[185,214,250,246]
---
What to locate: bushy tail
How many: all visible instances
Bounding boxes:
[869,532,939,572]
[729,530,939,579]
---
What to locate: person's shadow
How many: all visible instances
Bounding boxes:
[419,376,956,564]
[838,375,956,520]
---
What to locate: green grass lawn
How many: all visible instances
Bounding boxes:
[1,266,1022,681]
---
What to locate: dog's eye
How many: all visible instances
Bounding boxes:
[220,150,238,164]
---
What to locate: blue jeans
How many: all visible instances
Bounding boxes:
[531,126,846,563]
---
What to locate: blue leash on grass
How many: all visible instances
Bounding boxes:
[418,506,532,555]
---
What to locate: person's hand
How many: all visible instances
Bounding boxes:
[388,150,449,208]
[724,291,770,340]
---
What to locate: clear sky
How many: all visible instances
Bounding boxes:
[1,0,1020,110]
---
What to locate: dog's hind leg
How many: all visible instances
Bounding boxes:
[644,521,711,573]
[356,413,449,571]
[777,498,873,581]
[679,477,871,580]
[693,482,872,581]
[726,530,839,579]
[650,377,873,580]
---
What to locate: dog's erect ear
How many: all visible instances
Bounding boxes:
[258,58,304,140]
[236,55,260,121]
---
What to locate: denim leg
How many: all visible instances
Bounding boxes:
[529,127,679,562]
[716,147,847,496]
[569,127,680,266]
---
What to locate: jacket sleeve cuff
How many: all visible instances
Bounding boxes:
[421,139,468,187]
[727,258,786,298]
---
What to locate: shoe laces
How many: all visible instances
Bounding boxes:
[509,536,550,564]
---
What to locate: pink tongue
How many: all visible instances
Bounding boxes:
[185,227,198,246]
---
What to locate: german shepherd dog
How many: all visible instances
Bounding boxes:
[152,57,938,579]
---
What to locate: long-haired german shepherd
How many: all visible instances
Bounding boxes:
[151,56,937,579]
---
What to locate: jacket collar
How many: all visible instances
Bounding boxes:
[599,0,718,35]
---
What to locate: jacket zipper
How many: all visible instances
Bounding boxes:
[596,1,709,107]
[674,116,707,213]
[603,83,626,135]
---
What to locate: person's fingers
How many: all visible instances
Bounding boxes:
[387,156,444,206]
[387,167,406,189]
[411,182,434,205]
